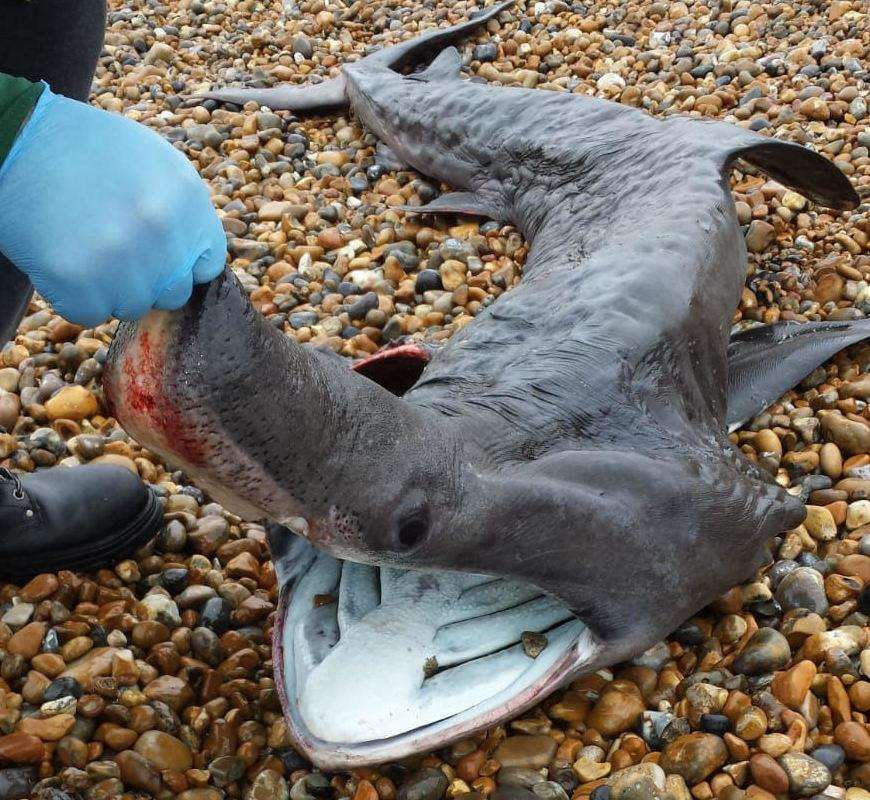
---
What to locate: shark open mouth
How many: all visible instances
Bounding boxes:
[270,533,598,769]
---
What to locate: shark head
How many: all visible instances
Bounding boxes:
[103,270,812,767]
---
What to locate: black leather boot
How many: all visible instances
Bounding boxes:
[0,464,162,578]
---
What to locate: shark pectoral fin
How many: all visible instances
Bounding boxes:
[375,142,408,172]
[201,74,348,111]
[398,191,504,220]
[724,133,858,211]
[726,319,870,431]
[410,46,463,82]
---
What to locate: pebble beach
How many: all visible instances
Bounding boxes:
[0,0,868,799]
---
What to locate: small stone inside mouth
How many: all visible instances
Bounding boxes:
[423,655,439,678]
[522,631,548,658]
[313,593,336,607]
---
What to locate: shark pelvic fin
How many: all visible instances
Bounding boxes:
[398,191,504,220]
[375,142,408,172]
[201,75,347,111]
[726,319,870,431]
[410,47,463,82]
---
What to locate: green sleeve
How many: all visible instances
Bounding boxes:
[0,72,44,168]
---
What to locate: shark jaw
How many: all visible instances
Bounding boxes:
[269,532,601,769]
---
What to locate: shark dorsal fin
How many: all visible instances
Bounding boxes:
[411,47,463,82]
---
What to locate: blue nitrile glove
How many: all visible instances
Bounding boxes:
[0,83,227,326]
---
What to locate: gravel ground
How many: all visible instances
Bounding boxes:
[0,0,868,799]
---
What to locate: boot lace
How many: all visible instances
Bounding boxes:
[0,468,25,501]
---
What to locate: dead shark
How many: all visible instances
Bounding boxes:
[104,0,863,768]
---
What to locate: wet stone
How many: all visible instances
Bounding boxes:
[809,744,846,773]
[43,678,82,703]
[778,752,831,797]
[659,733,728,785]
[1,604,34,628]
[115,750,161,796]
[415,270,442,293]
[587,686,645,736]
[495,735,558,769]
[776,567,829,615]
[531,783,568,800]
[133,730,193,771]
[190,626,223,665]
[0,734,43,765]
[474,43,498,62]
[209,755,246,787]
[521,631,547,659]
[699,714,730,735]
[608,764,666,800]
[160,568,189,594]
[177,585,218,609]
[396,768,449,800]
[199,597,233,633]
[498,768,546,788]
[0,767,37,800]
[143,676,193,711]
[492,789,537,800]
[732,627,791,674]
[248,769,290,800]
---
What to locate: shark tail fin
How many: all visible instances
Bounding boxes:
[717,125,858,211]
[200,1,513,111]
[361,0,513,73]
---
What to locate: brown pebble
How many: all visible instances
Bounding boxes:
[133,730,193,771]
[586,685,646,736]
[19,574,59,603]
[31,653,66,678]
[771,661,817,710]
[7,621,46,659]
[19,714,76,741]
[0,733,44,764]
[143,675,194,711]
[749,754,789,795]
[828,676,852,726]
[659,733,728,785]
[59,647,119,690]
[834,721,870,761]
[55,736,88,769]
[849,681,870,712]
[836,554,870,583]
[116,749,162,795]
[493,734,557,769]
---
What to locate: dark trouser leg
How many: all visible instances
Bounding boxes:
[0,260,32,344]
[0,0,107,343]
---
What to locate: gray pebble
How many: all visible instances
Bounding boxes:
[731,627,791,675]
[775,567,828,615]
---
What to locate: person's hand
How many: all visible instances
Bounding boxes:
[0,83,227,326]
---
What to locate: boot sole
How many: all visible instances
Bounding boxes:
[0,488,163,580]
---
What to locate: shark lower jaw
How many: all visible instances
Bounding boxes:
[271,542,601,769]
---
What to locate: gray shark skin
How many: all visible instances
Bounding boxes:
[105,1,862,767]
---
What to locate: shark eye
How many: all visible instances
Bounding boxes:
[396,509,430,551]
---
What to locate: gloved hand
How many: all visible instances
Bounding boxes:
[0,83,227,326]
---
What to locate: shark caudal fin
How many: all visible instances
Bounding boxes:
[201,0,514,111]
[716,125,859,211]
[726,319,870,431]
